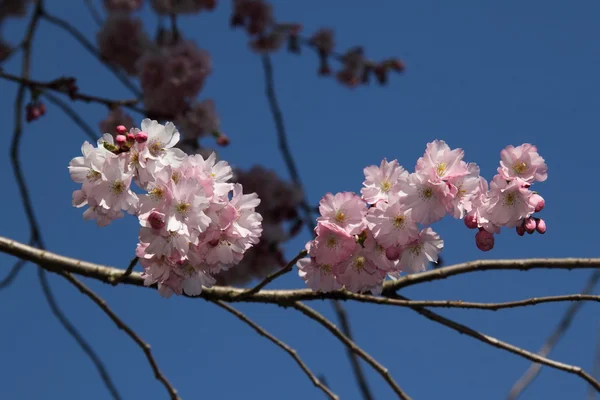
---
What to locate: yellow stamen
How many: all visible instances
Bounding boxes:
[513,161,527,175]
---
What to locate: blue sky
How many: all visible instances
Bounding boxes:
[1,1,599,399]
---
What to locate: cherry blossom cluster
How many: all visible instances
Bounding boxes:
[214,166,303,285]
[298,141,548,293]
[69,119,263,297]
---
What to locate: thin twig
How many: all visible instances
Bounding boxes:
[507,270,600,400]
[212,300,338,400]
[58,270,180,400]
[1,72,139,109]
[42,92,98,141]
[40,9,141,96]
[238,249,307,297]
[293,301,412,399]
[111,257,139,285]
[331,300,374,400]
[382,258,600,295]
[0,259,27,290]
[389,293,600,394]
[589,322,600,400]
[84,0,103,26]
[39,268,122,399]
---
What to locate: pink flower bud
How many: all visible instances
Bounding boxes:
[148,211,165,230]
[516,225,526,236]
[464,214,478,229]
[127,133,136,142]
[216,134,230,147]
[530,193,545,213]
[524,217,536,234]
[385,246,401,261]
[536,218,547,234]
[115,134,127,146]
[38,103,46,115]
[116,125,127,135]
[475,229,494,252]
[135,131,148,143]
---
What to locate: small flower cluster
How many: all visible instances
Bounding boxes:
[230,0,405,87]
[298,141,548,293]
[69,119,263,297]
[214,166,303,285]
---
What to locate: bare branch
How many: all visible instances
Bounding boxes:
[0,71,140,109]
[0,259,26,291]
[56,269,181,400]
[507,270,600,399]
[40,9,140,96]
[389,293,600,394]
[382,258,600,295]
[589,322,600,400]
[38,268,122,399]
[332,300,375,400]
[42,91,98,141]
[293,301,412,399]
[212,300,338,400]
[3,236,600,311]
[237,249,307,298]
[111,257,139,285]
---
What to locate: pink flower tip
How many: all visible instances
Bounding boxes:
[475,229,494,252]
[216,134,230,147]
[536,219,547,234]
[116,125,127,135]
[531,193,545,213]
[115,135,127,146]
[524,217,536,234]
[126,133,135,142]
[516,225,526,236]
[135,131,148,143]
[148,211,166,230]
[385,246,401,261]
[464,214,478,229]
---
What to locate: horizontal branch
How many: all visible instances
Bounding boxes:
[2,236,600,311]
[0,71,139,109]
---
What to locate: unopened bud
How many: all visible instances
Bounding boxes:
[135,131,148,143]
[516,225,526,236]
[127,133,136,142]
[524,217,536,234]
[116,125,127,135]
[530,193,545,213]
[385,246,401,261]
[216,133,230,147]
[115,135,127,146]
[148,211,165,230]
[475,229,494,252]
[536,218,546,234]
[464,214,478,229]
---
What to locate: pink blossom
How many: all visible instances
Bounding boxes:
[312,221,356,265]
[396,228,444,274]
[400,171,452,225]
[228,183,263,240]
[530,193,545,213]
[361,158,408,204]
[365,197,419,248]
[335,243,386,294]
[498,144,548,183]
[416,140,468,182]
[97,14,150,75]
[297,241,342,292]
[165,178,211,233]
[447,162,482,219]
[317,192,366,235]
[479,175,534,228]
